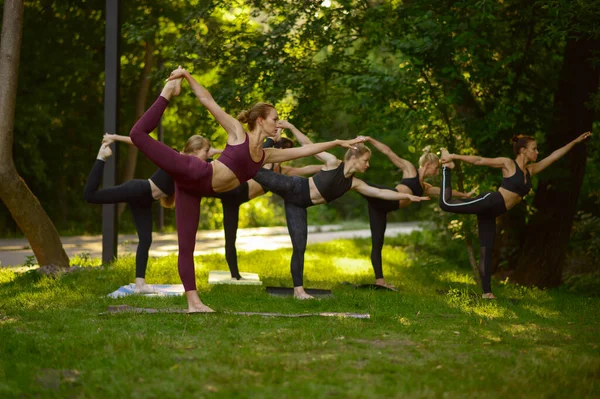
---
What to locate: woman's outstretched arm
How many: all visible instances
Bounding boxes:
[103,133,133,145]
[281,164,324,177]
[167,67,245,143]
[424,183,478,198]
[279,121,338,167]
[364,136,414,171]
[353,178,430,202]
[441,148,511,171]
[264,137,364,164]
[528,132,591,176]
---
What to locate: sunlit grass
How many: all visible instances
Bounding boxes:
[0,233,599,398]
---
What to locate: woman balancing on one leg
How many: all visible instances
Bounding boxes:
[359,137,477,289]
[84,133,217,293]
[130,67,364,312]
[439,131,592,298]
[253,122,431,299]
[217,133,323,280]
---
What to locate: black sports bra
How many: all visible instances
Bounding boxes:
[312,162,353,203]
[399,169,424,196]
[500,160,531,197]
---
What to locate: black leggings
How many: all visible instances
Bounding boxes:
[361,182,401,279]
[84,160,155,278]
[216,183,251,279]
[253,169,314,287]
[438,167,507,293]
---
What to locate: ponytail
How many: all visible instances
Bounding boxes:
[512,134,535,155]
[236,102,275,131]
[418,145,439,167]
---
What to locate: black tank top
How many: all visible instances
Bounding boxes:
[399,169,424,196]
[312,162,353,203]
[500,160,531,197]
[149,168,175,196]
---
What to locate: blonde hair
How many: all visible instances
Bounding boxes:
[418,145,439,167]
[182,135,210,154]
[237,102,276,131]
[160,135,210,209]
[344,143,371,162]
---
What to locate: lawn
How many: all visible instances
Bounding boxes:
[1,232,598,398]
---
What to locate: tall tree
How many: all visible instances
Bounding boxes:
[512,34,600,287]
[0,0,69,267]
[118,39,155,218]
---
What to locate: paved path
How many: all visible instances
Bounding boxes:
[0,222,422,267]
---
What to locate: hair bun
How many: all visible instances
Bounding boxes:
[511,135,520,143]
[422,145,431,153]
[237,110,250,124]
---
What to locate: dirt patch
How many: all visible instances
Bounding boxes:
[37,264,82,277]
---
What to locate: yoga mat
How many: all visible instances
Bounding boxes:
[103,305,369,319]
[208,270,262,286]
[265,286,333,298]
[107,284,185,298]
[342,282,398,292]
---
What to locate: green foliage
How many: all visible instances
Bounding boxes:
[2,0,599,251]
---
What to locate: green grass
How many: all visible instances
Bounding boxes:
[0,233,599,398]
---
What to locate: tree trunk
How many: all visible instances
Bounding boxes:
[512,35,600,288]
[118,40,155,218]
[0,0,69,267]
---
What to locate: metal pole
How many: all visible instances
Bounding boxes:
[102,0,120,263]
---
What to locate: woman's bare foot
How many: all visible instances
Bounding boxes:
[97,143,112,161]
[185,290,215,313]
[294,286,314,300]
[482,292,496,299]
[133,278,155,294]
[160,76,182,100]
[440,148,455,169]
[375,278,398,291]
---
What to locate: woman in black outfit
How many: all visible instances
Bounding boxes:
[439,131,591,298]
[253,122,430,299]
[359,137,477,289]
[84,133,218,293]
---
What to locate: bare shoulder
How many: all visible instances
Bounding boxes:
[497,157,514,175]
[322,158,342,171]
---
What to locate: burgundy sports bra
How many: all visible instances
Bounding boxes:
[218,133,265,183]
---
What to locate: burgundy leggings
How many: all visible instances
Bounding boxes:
[130,96,215,291]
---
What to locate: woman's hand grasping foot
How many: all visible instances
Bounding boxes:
[161,66,184,99]
[166,65,187,82]
[339,136,367,149]
[102,133,115,144]
[440,148,455,169]
[208,147,222,158]
[97,142,112,161]
[277,120,294,130]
